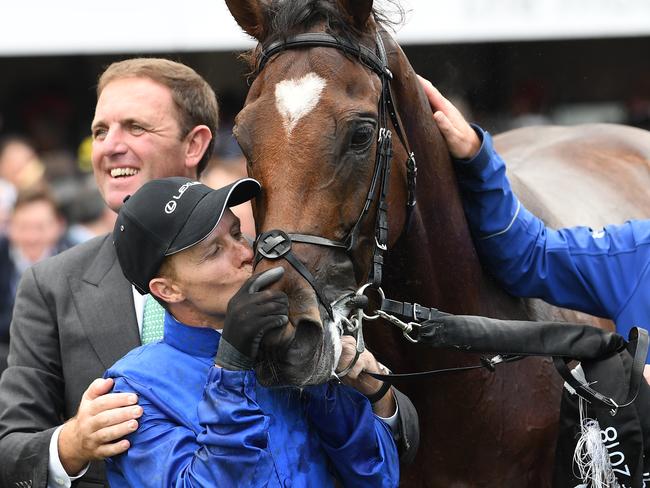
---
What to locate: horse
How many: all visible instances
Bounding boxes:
[499,123,650,332]
[225,1,650,486]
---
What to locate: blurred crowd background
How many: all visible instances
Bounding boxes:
[0,2,649,373]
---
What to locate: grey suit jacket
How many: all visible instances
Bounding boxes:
[0,235,140,488]
[0,234,419,487]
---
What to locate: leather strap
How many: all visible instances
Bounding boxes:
[257,32,389,78]
[554,326,648,412]
[380,298,439,322]
[366,311,641,385]
[282,252,333,319]
[254,230,334,319]
[288,234,347,249]
[367,354,523,382]
[365,381,392,404]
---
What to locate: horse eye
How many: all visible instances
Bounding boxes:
[350,125,375,151]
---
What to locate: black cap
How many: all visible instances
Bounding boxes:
[113,177,260,295]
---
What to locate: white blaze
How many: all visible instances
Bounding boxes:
[274,72,326,134]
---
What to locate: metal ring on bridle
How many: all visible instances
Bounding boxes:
[355,284,385,321]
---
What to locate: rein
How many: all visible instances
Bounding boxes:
[355,288,649,415]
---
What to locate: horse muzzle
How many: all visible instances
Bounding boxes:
[252,229,358,386]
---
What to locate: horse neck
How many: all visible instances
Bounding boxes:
[384,44,519,318]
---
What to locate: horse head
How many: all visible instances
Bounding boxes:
[226,0,417,386]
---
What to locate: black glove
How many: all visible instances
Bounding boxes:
[215,267,288,370]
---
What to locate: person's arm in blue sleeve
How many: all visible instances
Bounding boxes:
[455,127,649,319]
[105,367,274,488]
[302,337,400,488]
[419,76,649,316]
[303,382,400,488]
[418,76,650,374]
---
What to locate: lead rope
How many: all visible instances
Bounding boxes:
[334,285,522,379]
[348,285,649,413]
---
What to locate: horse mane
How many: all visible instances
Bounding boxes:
[241,0,405,72]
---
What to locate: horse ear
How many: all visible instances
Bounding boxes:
[338,0,374,29]
[225,0,267,41]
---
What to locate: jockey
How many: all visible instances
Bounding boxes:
[105,177,406,487]
[418,76,650,383]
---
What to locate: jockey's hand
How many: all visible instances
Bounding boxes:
[418,75,481,160]
[216,267,288,370]
[645,364,650,385]
[336,335,396,417]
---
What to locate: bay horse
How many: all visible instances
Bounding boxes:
[225,0,650,486]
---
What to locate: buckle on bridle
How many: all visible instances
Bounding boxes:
[375,236,388,251]
[413,303,429,321]
[256,229,292,260]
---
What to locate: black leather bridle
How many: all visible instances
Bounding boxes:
[248,32,650,412]
[252,31,417,319]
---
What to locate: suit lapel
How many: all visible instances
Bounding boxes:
[70,236,141,370]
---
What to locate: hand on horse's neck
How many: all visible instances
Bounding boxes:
[384,41,522,317]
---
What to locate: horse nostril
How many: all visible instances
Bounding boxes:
[293,318,322,355]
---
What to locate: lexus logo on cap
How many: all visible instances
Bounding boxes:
[164,181,200,214]
[165,201,177,214]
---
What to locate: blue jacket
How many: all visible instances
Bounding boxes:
[104,313,399,487]
[457,126,650,363]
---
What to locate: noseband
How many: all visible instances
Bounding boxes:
[252,31,418,321]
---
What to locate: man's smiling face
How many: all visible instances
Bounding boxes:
[91,77,194,211]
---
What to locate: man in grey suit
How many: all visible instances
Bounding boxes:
[0,58,218,487]
[0,58,419,487]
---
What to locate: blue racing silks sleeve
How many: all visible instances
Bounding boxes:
[104,314,399,487]
[105,367,276,487]
[455,125,650,361]
[303,382,400,488]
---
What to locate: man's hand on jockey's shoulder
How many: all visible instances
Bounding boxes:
[418,75,481,160]
[644,364,650,385]
[58,378,142,475]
